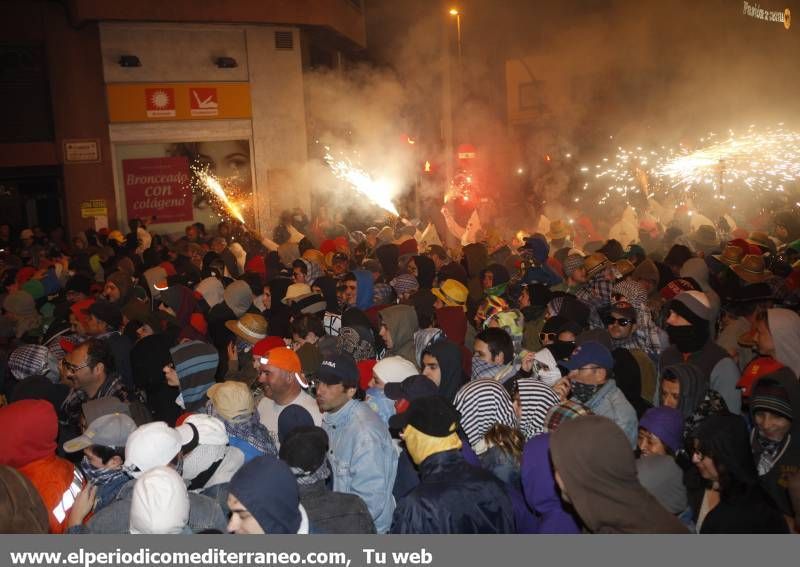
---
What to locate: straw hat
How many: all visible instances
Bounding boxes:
[712,245,745,266]
[731,254,772,284]
[225,313,268,344]
[584,253,610,278]
[431,279,469,311]
[282,283,313,305]
[614,259,636,278]
[547,220,571,241]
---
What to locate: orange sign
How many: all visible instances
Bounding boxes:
[107,83,251,122]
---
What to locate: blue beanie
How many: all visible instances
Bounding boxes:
[522,236,550,264]
[228,455,301,534]
[277,405,315,445]
[639,406,684,454]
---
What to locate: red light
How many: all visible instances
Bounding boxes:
[545,154,551,162]
[424,160,431,172]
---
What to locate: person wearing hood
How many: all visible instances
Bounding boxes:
[129,466,191,534]
[658,363,730,442]
[3,290,43,342]
[462,242,489,310]
[262,277,292,339]
[0,400,84,534]
[208,278,257,378]
[687,414,788,533]
[557,341,638,447]
[227,455,311,534]
[379,304,419,367]
[753,307,800,378]
[514,378,561,440]
[67,421,227,534]
[515,283,553,352]
[680,257,721,332]
[748,369,800,524]
[102,271,133,308]
[163,340,218,413]
[389,395,514,534]
[159,284,206,343]
[130,333,182,426]
[280,425,376,534]
[407,254,437,309]
[660,291,741,414]
[520,433,582,533]
[344,269,374,312]
[420,339,465,403]
[549,415,688,533]
[62,412,136,513]
[176,414,245,515]
[636,454,690,523]
[0,465,50,533]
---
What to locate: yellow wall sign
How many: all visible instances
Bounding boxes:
[106,83,251,123]
[81,199,108,218]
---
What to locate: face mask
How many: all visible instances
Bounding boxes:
[80,455,124,486]
[549,340,576,361]
[571,381,601,404]
[666,324,707,353]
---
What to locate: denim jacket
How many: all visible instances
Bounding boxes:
[322,399,399,534]
[583,379,638,448]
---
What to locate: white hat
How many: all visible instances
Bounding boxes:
[129,466,190,534]
[282,283,313,305]
[373,356,418,384]
[176,414,228,446]
[124,422,183,478]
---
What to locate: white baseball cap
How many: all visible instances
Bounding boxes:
[176,414,228,446]
[124,422,183,478]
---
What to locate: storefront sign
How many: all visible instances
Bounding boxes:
[122,157,194,224]
[107,83,250,122]
[64,139,101,163]
[80,199,108,218]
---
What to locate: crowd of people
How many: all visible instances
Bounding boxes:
[1,208,800,535]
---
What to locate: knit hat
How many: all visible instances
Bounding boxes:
[124,422,183,478]
[562,254,585,277]
[169,341,219,407]
[737,357,784,399]
[631,258,659,286]
[389,273,419,296]
[638,407,684,453]
[63,412,137,453]
[223,280,254,318]
[8,345,49,381]
[750,375,794,420]
[0,466,49,533]
[225,313,268,345]
[669,290,711,322]
[86,300,123,330]
[129,466,190,534]
[277,406,316,447]
[228,455,301,534]
[253,337,288,357]
[280,426,329,479]
[207,382,255,423]
[373,356,418,385]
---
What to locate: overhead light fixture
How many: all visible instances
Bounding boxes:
[117,55,141,67]
[215,56,238,69]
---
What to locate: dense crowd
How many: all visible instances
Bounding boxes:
[1,209,800,535]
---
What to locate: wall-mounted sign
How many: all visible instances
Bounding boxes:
[80,199,108,218]
[64,139,101,163]
[122,157,194,224]
[107,83,250,123]
[742,2,791,29]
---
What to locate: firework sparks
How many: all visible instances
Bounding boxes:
[196,169,246,224]
[579,125,800,206]
[323,150,400,216]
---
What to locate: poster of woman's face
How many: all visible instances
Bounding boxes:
[116,139,254,235]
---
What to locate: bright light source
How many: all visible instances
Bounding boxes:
[516,167,524,175]
[449,8,460,15]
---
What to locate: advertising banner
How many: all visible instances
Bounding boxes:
[122,157,194,224]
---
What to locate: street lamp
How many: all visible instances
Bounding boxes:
[449,8,463,61]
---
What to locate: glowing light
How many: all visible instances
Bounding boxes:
[516,167,524,175]
[449,8,460,15]
[545,154,552,162]
[196,170,246,224]
[324,151,399,216]
[424,160,432,173]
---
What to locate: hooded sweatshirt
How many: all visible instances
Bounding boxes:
[549,415,688,533]
[129,466,190,534]
[380,305,419,367]
[0,465,50,533]
[224,280,254,319]
[352,269,375,311]
[520,434,581,533]
[766,308,800,378]
[422,340,465,403]
[0,400,82,534]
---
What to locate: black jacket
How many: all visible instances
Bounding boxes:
[298,481,376,534]
[390,449,514,534]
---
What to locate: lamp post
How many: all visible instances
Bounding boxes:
[449,8,463,63]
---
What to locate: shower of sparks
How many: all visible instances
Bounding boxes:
[195,169,246,224]
[579,125,800,206]
[323,149,400,216]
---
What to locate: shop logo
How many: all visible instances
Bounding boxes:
[145,88,176,118]
[190,87,219,117]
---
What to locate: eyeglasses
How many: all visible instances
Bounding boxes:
[61,359,90,374]
[603,316,633,327]
[539,332,558,342]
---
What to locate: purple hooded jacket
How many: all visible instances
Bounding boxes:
[521,433,582,534]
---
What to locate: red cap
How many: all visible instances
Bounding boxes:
[70,298,96,326]
[189,312,207,336]
[357,359,378,391]
[245,255,266,278]
[320,239,337,255]
[737,356,784,399]
[160,261,177,277]
[253,336,288,357]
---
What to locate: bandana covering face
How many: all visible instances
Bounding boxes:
[570,381,601,404]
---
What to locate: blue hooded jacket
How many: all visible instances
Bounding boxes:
[520,433,582,533]
[353,269,375,311]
